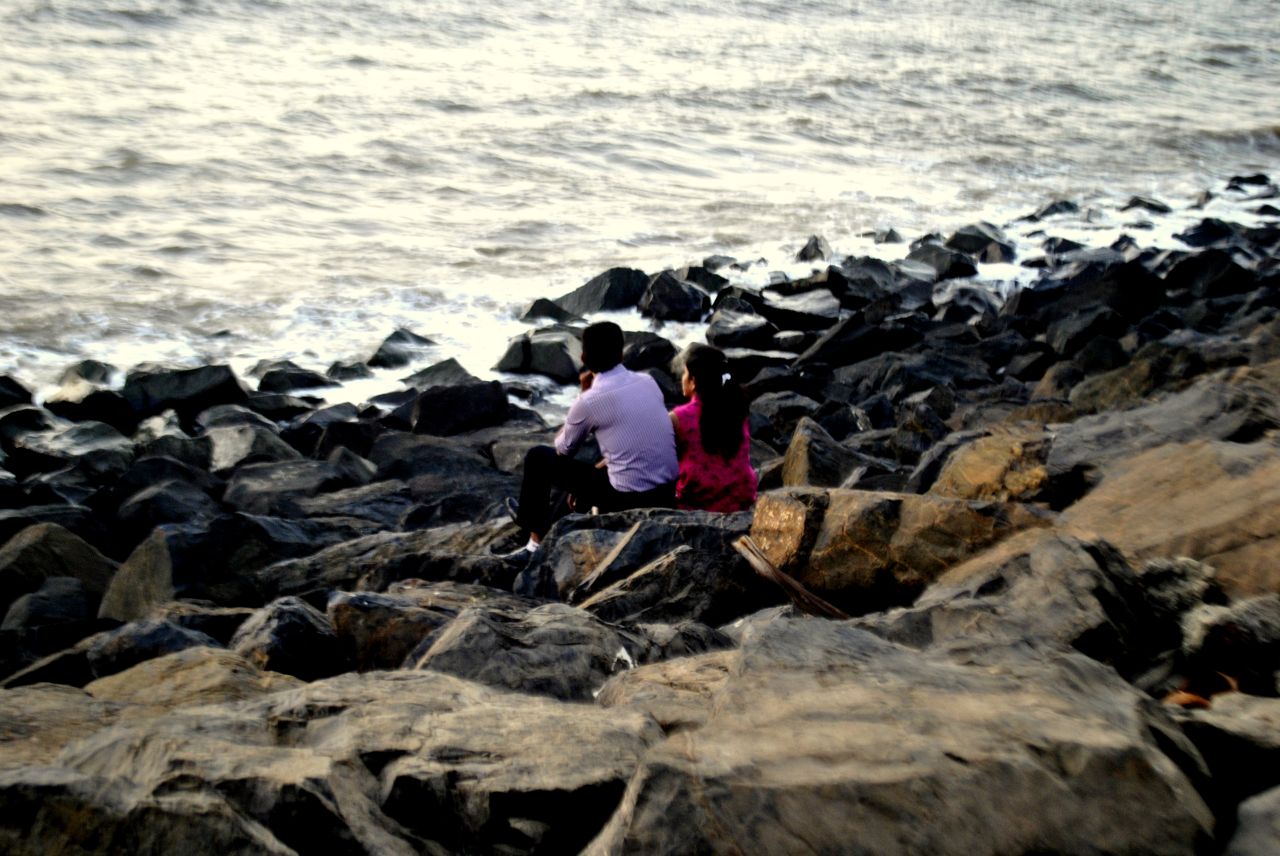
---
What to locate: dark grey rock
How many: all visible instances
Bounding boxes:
[554,267,648,316]
[230,596,345,682]
[367,328,435,369]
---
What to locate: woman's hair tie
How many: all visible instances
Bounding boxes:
[721,372,732,385]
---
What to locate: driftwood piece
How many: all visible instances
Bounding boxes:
[733,535,850,620]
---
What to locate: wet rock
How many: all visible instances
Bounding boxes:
[748,391,821,448]
[587,619,1211,856]
[554,266,649,315]
[409,380,508,436]
[229,596,345,682]
[794,234,831,262]
[1175,218,1246,249]
[147,601,255,645]
[326,360,374,381]
[98,513,369,621]
[906,242,978,280]
[288,479,416,529]
[254,521,523,604]
[945,221,1015,263]
[0,376,33,409]
[749,487,1051,614]
[365,433,515,525]
[204,423,301,475]
[2,577,95,661]
[492,326,583,385]
[1124,195,1173,215]
[578,543,781,628]
[705,307,778,350]
[115,478,223,547]
[1164,248,1258,300]
[257,366,337,393]
[793,313,925,369]
[1024,198,1080,221]
[400,357,481,388]
[755,288,841,332]
[675,264,729,292]
[195,403,279,432]
[1046,305,1128,357]
[85,618,222,681]
[638,271,710,322]
[121,364,248,425]
[43,381,136,433]
[621,332,677,373]
[1005,259,1164,328]
[7,421,134,481]
[519,296,586,325]
[0,523,117,617]
[408,601,643,701]
[367,327,435,369]
[222,451,376,516]
[780,416,862,487]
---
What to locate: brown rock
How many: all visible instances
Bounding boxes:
[1062,440,1280,596]
[928,426,1051,502]
[750,488,1052,614]
[84,646,302,714]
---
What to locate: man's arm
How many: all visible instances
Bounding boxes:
[554,392,592,456]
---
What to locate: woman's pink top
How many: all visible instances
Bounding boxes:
[672,396,758,513]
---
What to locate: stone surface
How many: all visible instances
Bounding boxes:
[410,380,509,436]
[84,646,303,713]
[492,327,583,385]
[927,426,1052,502]
[749,487,1052,614]
[408,601,645,702]
[586,619,1213,856]
[0,523,117,616]
[367,327,435,369]
[1062,440,1280,596]
[1227,786,1280,856]
[230,596,346,682]
[554,266,649,315]
[780,416,863,487]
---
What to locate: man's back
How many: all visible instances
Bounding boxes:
[555,365,677,492]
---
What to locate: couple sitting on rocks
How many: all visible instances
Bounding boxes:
[509,321,756,553]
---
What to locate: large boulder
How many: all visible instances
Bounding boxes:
[638,271,709,322]
[121,364,247,424]
[1180,595,1280,696]
[410,380,508,435]
[945,221,1016,263]
[367,327,434,369]
[1181,694,1280,814]
[0,376,32,410]
[1062,439,1280,596]
[1227,786,1280,856]
[587,620,1213,855]
[0,670,660,855]
[492,327,582,384]
[6,421,134,482]
[0,523,117,617]
[749,487,1052,614]
[83,646,302,713]
[554,267,649,316]
[229,596,346,682]
[926,426,1052,502]
[98,514,370,621]
[222,452,376,516]
[253,521,523,604]
[407,601,645,702]
[203,423,301,475]
[577,544,783,628]
[780,416,862,487]
[366,433,516,525]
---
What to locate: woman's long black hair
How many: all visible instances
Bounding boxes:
[683,344,748,459]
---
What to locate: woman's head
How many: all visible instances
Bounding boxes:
[679,344,748,459]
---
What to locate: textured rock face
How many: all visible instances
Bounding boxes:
[0,671,660,856]
[229,597,347,682]
[927,426,1052,502]
[588,619,1213,856]
[749,487,1052,614]
[0,523,117,616]
[1063,439,1280,597]
[408,602,644,702]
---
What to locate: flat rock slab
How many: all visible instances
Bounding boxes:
[588,619,1214,856]
[1062,439,1280,596]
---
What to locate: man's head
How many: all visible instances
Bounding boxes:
[581,321,624,373]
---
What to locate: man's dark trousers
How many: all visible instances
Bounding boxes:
[516,445,675,537]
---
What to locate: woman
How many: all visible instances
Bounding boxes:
[670,344,757,513]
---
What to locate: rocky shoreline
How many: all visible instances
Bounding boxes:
[2,174,1280,854]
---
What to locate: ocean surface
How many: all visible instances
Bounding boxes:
[2,0,1278,404]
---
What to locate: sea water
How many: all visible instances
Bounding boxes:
[1,0,1277,403]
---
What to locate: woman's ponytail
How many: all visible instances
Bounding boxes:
[683,344,748,459]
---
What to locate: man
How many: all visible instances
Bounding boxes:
[510,321,677,551]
